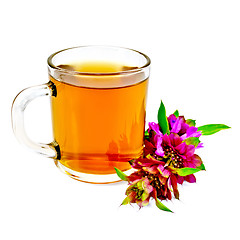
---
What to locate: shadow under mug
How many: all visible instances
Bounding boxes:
[11,46,151,183]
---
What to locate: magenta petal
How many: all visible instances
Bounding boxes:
[169,133,182,147]
[168,114,177,129]
[148,122,162,135]
[185,144,195,157]
[155,149,164,157]
[181,126,202,140]
[196,143,204,149]
[187,126,202,138]
[177,176,184,184]
[162,134,171,146]
[192,132,202,138]
[171,118,183,134]
[187,126,198,135]
[175,142,187,155]
[185,174,196,183]
[155,137,164,157]
[180,133,187,140]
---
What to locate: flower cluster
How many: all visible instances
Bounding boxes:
[115,101,230,212]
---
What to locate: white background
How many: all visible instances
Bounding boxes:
[1,0,239,239]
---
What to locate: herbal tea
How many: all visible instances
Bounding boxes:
[50,62,148,174]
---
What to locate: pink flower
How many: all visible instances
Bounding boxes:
[154,133,203,184]
[156,133,196,165]
[121,178,154,208]
[148,117,202,156]
[129,156,177,201]
[115,100,229,212]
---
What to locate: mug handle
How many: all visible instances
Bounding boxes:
[11,82,60,159]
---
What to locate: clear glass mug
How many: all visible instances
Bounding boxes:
[11,46,151,183]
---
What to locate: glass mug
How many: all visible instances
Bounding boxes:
[11,46,150,183]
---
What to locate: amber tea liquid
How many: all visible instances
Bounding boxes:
[50,62,148,175]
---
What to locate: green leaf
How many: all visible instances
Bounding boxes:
[184,137,200,147]
[186,119,196,127]
[198,124,230,135]
[155,199,173,213]
[144,130,149,139]
[114,167,128,181]
[175,167,201,176]
[173,110,179,117]
[157,101,170,135]
[121,196,130,205]
[197,163,206,171]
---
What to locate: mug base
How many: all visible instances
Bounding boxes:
[54,160,134,184]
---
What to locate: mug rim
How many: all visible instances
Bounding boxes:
[47,45,151,76]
